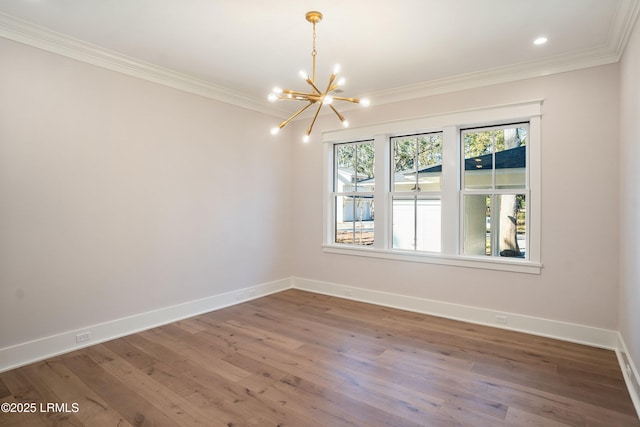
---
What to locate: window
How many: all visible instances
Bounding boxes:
[333,141,375,245]
[461,124,528,258]
[391,133,443,252]
[323,101,541,274]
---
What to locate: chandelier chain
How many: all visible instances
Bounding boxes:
[312,22,317,57]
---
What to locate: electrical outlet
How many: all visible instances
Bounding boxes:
[76,332,91,344]
[495,315,508,325]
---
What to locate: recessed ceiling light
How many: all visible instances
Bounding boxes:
[534,36,548,45]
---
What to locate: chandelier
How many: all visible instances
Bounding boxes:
[269,11,369,143]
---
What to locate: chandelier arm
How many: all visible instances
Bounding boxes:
[277,96,310,102]
[305,78,322,95]
[279,102,314,129]
[306,102,324,136]
[283,89,313,96]
[278,95,322,103]
[332,96,362,103]
[278,96,320,102]
[280,90,320,100]
[324,73,337,94]
[329,105,346,122]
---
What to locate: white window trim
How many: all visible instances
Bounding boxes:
[322,100,543,274]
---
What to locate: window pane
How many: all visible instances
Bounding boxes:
[393,198,441,252]
[416,199,441,252]
[392,198,415,250]
[335,144,355,192]
[417,134,443,191]
[463,195,491,256]
[393,133,442,192]
[335,195,374,245]
[495,127,526,189]
[393,138,416,192]
[334,195,350,244]
[463,194,527,257]
[496,194,526,258]
[464,126,527,190]
[464,131,494,189]
[355,142,375,193]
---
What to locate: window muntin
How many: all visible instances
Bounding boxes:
[461,124,529,259]
[333,141,375,246]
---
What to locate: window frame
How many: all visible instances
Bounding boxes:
[322,100,542,274]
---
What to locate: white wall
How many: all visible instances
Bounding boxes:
[0,37,292,349]
[291,64,620,330]
[620,14,640,384]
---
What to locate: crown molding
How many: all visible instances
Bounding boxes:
[1,1,638,116]
[610,0,640,57]
[0,12,277,116]
[367,46,621,107]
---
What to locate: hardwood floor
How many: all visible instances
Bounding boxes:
[1,289,638,426]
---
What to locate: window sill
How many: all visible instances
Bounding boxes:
[322,244,542,274]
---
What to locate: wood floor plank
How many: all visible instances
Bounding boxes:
[504,407,570,427]
[1,289,638,426]
[83,344,230,427]
[0,397,45,427]
[117,333,302,426]
[231,352,428,427]
[0,379,10,400]
[20,360,131,427]
[0,369,77,427]
[62,352,177,427]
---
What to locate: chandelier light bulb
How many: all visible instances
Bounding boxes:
[360,98,371,107]
[303,134,310,143]
[273,87,283,94]
[534,36,548,45]
[324,95,334,105]
[270,127,280,135]
[268,93,278,102]
[342,120,350,128]
[333,64,341,74]
[299,70,309,80]
[337,77,346,86]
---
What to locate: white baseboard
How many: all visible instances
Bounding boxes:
[292,277,619,350]
[617,333,640,418]
[0,278,292,373]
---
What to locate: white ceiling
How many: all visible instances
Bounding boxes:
[1,0,639,118]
